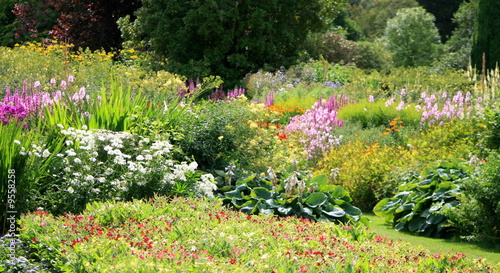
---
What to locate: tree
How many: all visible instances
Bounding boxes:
[349,0,419,40]
[135,0,340,87]
[12,0,141,51]
[416,0,463,43]
[471,0,500,71]
[382,7,441,67]
[0,0,17,46]
[435,0,477,71]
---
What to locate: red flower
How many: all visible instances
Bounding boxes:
[277,132,287,140]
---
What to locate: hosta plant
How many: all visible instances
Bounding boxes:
[220,164,367,224]
[374,159,470,238]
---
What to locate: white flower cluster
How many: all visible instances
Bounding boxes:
[45,126,217,200]
[195,173,218,199]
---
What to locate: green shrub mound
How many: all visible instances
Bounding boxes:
[374,159,469,238]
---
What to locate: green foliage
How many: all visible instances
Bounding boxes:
[337,99,421,129]
[244,60,353,98]
[136,0,328,87]
[349,0,419,40]
[473,102,500,157]
[220,167,367,224]
[446,152,500,246]
[471,0,500,71]
[343,66,474,101]
[353,41,393,71]
[304,32,359,65]
[176,97,264,171]
[317,141,416,211]
[374,160,470,238]
[0,0,16,46]
[434,0,477,71]
[416,0,463,43]
[382,7,441,67]
[407,120,476,164]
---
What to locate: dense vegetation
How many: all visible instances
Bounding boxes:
[1,0,500,271]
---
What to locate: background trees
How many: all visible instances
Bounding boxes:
[381,7,441,67]
[471,0,500,71]
[135,0,341,87]
[11,0,141,51]
[0,0,17,46]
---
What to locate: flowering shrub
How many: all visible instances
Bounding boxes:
[418,91,483,126]
[286,94,353,161]
[24,126,216,214]
[317,141,415,211]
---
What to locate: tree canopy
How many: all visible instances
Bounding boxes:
[136,0,341,87]
[471,0,500,71]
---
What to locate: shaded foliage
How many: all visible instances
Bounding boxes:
[471,0,500,71]
[12,0,141,51]
[136,0,339,87]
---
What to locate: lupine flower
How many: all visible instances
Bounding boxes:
[369,95,375,103]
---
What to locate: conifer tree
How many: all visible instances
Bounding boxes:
[471,0,500,70]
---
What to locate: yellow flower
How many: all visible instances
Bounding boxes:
[218,136,224,140]
[130,55,138,59]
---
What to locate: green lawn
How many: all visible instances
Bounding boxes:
[365,213,500,265]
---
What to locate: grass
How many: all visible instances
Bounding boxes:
[365,212,500,264]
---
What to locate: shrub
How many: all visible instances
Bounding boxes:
[24,126,215,214]
[306,31,360,65]
[446,152,500,246]
[337,98,421,129]
[353,41,393,71]
[473,102,500,157]
[381,7,441,67]
[317,141,415,211]
[374,160,470,238]
[176,97,272,171]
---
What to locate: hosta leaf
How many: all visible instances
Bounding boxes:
[304,192,327,208]
[322,206,346,218]
[317,184,336,193]
[329,186,352,201]
[240,200,258,214]
[340,203,361,217]
[301,206,313,216]
[278,206,293,216]
[437,169,450,180]
[236,174,256,185]
[408,217,425,232]
[418,179,437,190]
[231,199,247,208]
[257,202,274,215]
[398,211,414,223]
[395,222,406,231]
[373,199,393,217]
[309,174,328,187]
[264,199,280,208]
[224,189,243,199]
[251,187,272,200]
